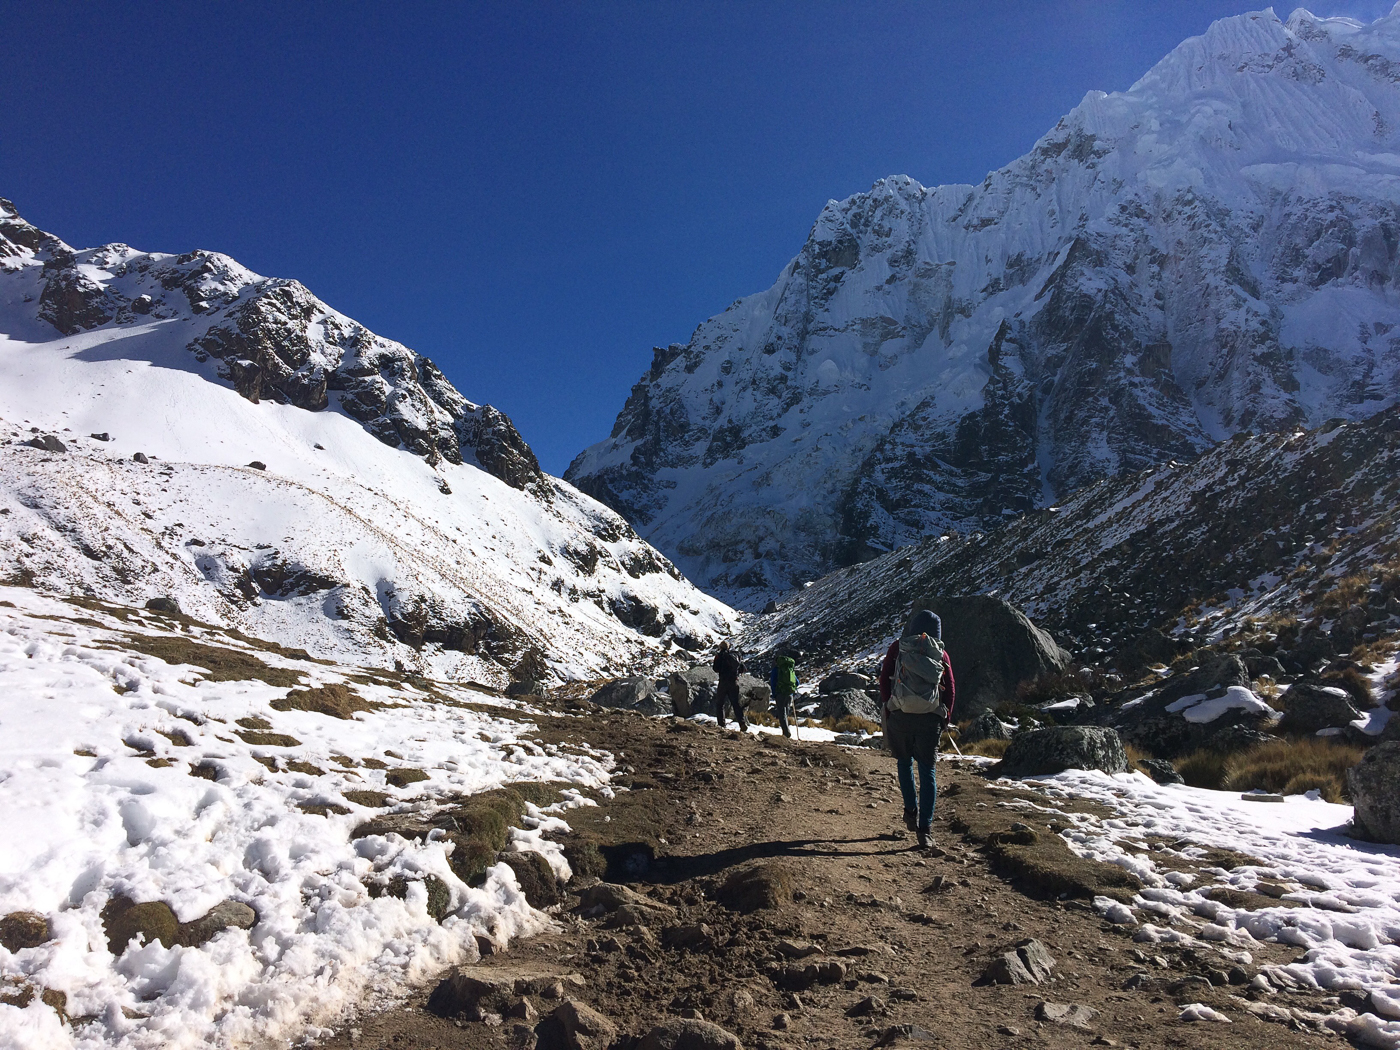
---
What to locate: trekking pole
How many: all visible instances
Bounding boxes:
[945,725,963,757]
[791,694,800,741]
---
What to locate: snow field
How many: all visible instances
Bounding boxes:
[0,587,613,1049]
[996,767,1400,1046]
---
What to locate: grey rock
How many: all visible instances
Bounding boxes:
[89,432,111,441]
[1035,1002,1099,1028]
[535,1000,616,1050]
[921,596,1070,717]
[980,939,1056,985]
[997,726,1127,776]
[636,1018,743,1050]
[1245,654,1287,680]
[871,1024,937,1046]
[1138,758,1184,785]
[961,709,1011,744]
[819,672,870,694]
[738,672,771,713]
[25,435,67,453]
[132,452,149,464]
[1277,681,1361,735]
[144,597,182,616]
[427,970,517,1019]
[588,676,669,715]
[1348,741,1400,844]
[761,600,778,614]
[247,460,267,470]
[669,665,719,718]
[176,900,255,947]
[506,680,549,697]
[816,688,880,723]
[576,883,674,921]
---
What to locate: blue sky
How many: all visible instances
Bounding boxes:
[3,1,1393,473]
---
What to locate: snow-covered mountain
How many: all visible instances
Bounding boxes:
[568,6,1400,606]
[0,199,734,682]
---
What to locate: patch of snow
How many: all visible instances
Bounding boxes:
[1165,686,1274,723]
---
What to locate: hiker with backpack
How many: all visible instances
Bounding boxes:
[712,640,748,731]
[879,609,956,849]
[769,654,799,738]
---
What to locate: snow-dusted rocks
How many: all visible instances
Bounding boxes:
[0,200,735,681]
[1277,681,1364,735]
[570,8,1400,605]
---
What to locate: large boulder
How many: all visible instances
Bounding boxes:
[996,727,1127,777]
[1277,681,1362,735]
[922,597,1070,717]
[816,689,879,724]
[536,1000,617,1050]
[738,673,771,714]
[588,677,669,716]
[669,665,718,717]
[637,1019,743,1050]
[819,672,869,694]
[961,709,1011,744]
[1348,742,1400,844]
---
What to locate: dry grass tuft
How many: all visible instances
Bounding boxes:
[1319,573,1371,617]
[272,683,383,720]
[962,738,1011,759]
[1176,749,1230,789]
[1221,737,1365,803]
[1321,666,1374,706]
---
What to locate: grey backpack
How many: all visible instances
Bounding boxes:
[889,633,947,716]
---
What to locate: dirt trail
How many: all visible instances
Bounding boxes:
[319,709,1339,1050]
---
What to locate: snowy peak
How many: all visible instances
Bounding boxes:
[569,6,1400,607]
[0,203,544,491]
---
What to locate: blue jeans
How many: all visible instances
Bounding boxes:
[896,756,936,832]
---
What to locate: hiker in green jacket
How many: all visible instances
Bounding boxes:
[769,654,799,738]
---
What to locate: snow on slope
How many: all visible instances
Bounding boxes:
[569,6,1400,606]
[1001,768,1400,1046]
[0,586,611,1049]
[0,200,735,681]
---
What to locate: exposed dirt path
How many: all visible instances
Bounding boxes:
[318,709,1339,1050]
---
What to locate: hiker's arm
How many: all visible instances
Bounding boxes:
[942,651,956,721]
[878,641,898,704]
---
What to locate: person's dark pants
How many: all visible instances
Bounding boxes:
[773,691,794,737]
[715,679,746,728]
[886,708,940,832]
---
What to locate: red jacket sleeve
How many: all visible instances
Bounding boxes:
[878,640,899,704]
[941,651,956,721]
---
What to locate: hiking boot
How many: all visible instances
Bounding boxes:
[917,829,932,850]
[903,809,918,833]
[739,719,749,732]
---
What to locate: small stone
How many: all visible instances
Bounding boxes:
[132,452,149,464]
[871,1024,937,1046]
[980,938,1056,985]
[507,999,539,1022]
[636,1018,742,1050]
[1035,1001,1099,1028]
[476,933,501,957]
[25,435,66,454]
[177,900,256,947]
[772,1012,791,1030]
[535,999,617,1050]
[90,432,111,441]
[845,995,885,1017]
[247,460,267,470]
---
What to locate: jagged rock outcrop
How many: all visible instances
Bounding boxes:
[569,9,1400,605]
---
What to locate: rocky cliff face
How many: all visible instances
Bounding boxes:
[1,200,543,491]
[568,8,1400,606]
[0,200,734,681]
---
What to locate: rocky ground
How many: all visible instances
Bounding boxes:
[317,704,1346,1050]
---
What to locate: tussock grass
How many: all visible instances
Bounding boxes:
[1319,573,1371,617]
[1321,666,1374,706]
[962,738,1010,759]
[1176,737,1365,801]
[829,714,880,735]
[272,683,383,719]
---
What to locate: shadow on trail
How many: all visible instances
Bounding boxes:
[607,834,911,884]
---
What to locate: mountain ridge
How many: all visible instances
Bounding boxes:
[0,199,735,682]
[568,5,1400,607]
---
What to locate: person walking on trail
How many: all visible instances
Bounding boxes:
[769,654,800,738]
[712,640,748,731]
[879,609,955,849]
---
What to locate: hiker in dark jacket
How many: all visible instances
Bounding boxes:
[712,640,748,731]
[878,609,956,849]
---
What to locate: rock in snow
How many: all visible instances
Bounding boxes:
[1348,742,1400,845]
[569,8,1400,605]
